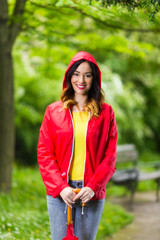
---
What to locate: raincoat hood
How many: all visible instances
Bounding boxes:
[63,51,101,90]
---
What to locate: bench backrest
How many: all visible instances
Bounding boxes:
[116,144,138,166]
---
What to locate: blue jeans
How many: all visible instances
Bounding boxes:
[46,180,105,240]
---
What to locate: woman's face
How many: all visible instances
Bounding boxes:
[71,61,93,97]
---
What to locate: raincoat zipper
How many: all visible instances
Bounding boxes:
[66,110,90,216]
[67,110,90,186]
[82,112,90,187]
[67,109,75,183]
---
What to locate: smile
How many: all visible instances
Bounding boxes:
[76,84,87,89]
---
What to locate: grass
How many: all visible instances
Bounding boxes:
[0,166,50,240]
[0,166,133,240]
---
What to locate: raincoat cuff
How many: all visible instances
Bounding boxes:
[86,181,103,193]
[52,182,69,198]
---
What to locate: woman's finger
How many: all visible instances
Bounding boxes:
[64,199,72,208]
[80,193,93,203]
[73,189,84,201]
[60,187,76,207]
[73,187,95,202]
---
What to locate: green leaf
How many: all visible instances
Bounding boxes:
[55,0,77,7]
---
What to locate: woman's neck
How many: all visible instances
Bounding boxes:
[73,95,88,111]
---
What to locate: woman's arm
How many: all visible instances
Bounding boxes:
[37,106,69,198]
[86,106,118,193]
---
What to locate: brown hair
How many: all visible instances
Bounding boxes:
[60,59,105,119]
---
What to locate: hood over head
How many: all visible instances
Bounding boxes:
[62,51,101,90]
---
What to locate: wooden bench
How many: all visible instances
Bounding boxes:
[111,144,160,207]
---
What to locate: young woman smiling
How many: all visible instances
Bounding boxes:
[37,51,118,240]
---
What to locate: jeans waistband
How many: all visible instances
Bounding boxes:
[69,180,83,189]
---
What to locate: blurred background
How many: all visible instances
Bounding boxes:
[13,1,160,166]
[0,0,160,239]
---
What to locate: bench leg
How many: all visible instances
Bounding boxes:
[130,189,135,210]
[129,181,138,210]
[156,178,160,202]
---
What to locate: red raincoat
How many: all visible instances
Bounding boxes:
[37,51,118,200]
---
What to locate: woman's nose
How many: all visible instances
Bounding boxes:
[78,75,85,83]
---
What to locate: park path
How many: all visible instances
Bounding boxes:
[105,191,160,240]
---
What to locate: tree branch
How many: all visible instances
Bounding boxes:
[8,0,27,48]
[66,5,160,33]
[29,1,160,33]
[29,0,57,8]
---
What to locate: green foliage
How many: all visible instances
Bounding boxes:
[139,150,160,163]
[11,0,160,163]
[0,166,50,240]
[13,43,68,165]
[55,0,77,7]
[0,166,133,239]
[137,150,160,191]
[91,0,160,21]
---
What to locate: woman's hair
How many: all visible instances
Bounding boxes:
[60,59,105,119]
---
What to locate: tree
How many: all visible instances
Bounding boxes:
[0,0,27,192]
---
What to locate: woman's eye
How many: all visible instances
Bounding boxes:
[73,73,79,76]
[86,74,92,78]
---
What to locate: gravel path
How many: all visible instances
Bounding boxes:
[105,192,160,240]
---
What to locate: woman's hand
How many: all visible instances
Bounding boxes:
[73,187,95,204]
[60,187,76,208]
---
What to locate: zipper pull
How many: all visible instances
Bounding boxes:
[81,203,85,215]
[64,204,67,214]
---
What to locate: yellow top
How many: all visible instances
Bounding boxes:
[69,111,89,181]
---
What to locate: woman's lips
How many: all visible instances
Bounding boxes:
[76,84,86,89]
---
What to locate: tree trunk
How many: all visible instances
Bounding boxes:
[0,0,26,192]
[0,43,14,192]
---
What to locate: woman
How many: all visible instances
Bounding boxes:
[37,51,118,240]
